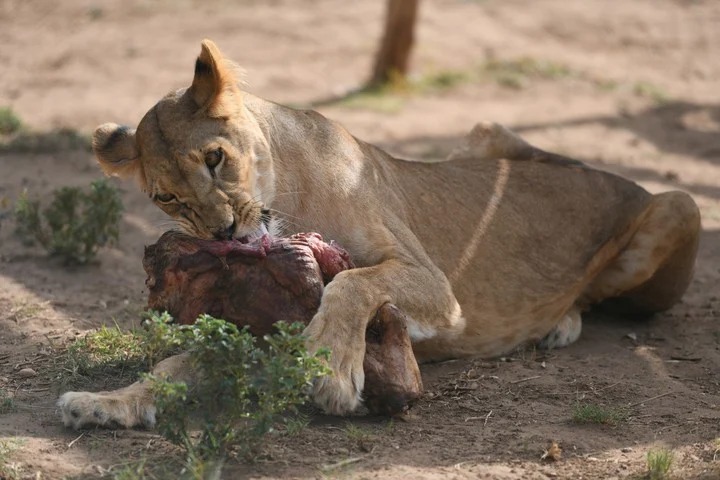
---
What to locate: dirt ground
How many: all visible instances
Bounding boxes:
[1,0,719,478]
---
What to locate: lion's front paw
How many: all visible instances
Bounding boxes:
[305,320,365,415]
[311,358,364,416]
[57,391,156,430]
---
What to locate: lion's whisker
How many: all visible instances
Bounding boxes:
[268,208,304,224]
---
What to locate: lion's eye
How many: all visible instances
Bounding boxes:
[205,147,224,170]
[155,193,176,203]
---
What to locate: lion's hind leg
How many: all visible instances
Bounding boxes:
[538,307,583,350]
[58,352,192,430]
[584,191,701,314]
[448,121,586,167]
[447,122,533,162]
[536,191,698,351]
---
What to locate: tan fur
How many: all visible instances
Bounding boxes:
[58,40,700,428]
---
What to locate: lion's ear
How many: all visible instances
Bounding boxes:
[93,123,141,180]
[190,39,240,117]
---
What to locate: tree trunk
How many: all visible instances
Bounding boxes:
[370,0,419,86]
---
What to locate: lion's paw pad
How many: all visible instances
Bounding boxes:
[57,392,156,430]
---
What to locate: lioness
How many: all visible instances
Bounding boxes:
[58,40,700,429]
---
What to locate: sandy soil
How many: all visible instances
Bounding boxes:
[1,0,719,478]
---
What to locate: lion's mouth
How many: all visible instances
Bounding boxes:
[237,222,269,244]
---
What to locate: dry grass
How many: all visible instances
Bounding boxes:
[0,128,91,153]
[284,413,311,436]
[633,81,670,104]
[0,438,24,480]
[321,55,576,112]
[9,299,48,323]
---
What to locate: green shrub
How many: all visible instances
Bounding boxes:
[14,179,123,264]
[145,314,330,477]
[0,389,15,414]
[572,403,629,425]
[0,107,21,135]
[646,447,673,480]
[58,312,181,391]
[60,324,150,390]
[57,312,329,477]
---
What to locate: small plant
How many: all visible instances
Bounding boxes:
[109,456,188,480]
[67,324,145,368]
[646,447,673,480]
[344,423,373,443]
[107,456,187,480]
[9,299,47,322]
[0,389,16,414]
[14,178,123,264]
[58,313,181,391]
[146,315,330,477]
[481,57,572,90]
[411,69,472,93]
[87,6,104,20]
[111,459,149,480]
[595,78,619,92]
[333,69,468,113]
[633,81,669,104]
[284,413,310,436]
[323,56,573,112]
[336,86,406,113]
[0,438,24,480]
[344,422,376,452]
[59,324,148,390]
[139,310,188,368]
[572,403,629,425]
[0,107,22,135]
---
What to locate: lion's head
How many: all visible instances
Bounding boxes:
[93,40,274,241]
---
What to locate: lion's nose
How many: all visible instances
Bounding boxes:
[213,220,236,240]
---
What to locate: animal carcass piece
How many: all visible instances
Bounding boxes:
[143,231,423,414]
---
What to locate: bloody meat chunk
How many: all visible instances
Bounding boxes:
[143,231,423,414]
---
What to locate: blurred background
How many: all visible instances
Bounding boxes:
[2,0,718,146]
[3,0,718,220]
